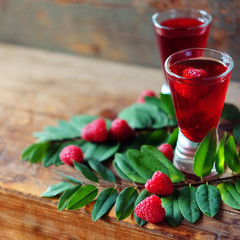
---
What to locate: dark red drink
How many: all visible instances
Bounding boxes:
[155,17,210,68]
[152,9,212,90]
[168,58,231,142]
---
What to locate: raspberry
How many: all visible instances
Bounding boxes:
[109,118,134,142]
[158,143,174,162]
[81,118,108,142]
[134,195,165,223]
[137,89,156,103]
[182,67,208,79]
[60,145,84,166]
[145,171,174,196]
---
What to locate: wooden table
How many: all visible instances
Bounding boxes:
[0,43,240,240]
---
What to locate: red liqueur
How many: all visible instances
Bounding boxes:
[168,58,230,142]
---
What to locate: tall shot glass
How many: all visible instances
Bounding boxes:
[164,48,234,176]
[152,9,212,93]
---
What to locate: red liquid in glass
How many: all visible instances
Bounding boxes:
[154,18,210,68]
[169,59,230,142]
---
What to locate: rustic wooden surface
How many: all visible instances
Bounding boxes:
[0,43,240,240]
[0,0,239,81]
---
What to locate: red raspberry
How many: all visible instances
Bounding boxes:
[182,67,208,79]
[134,195,165,223]
[81,118,108,142]
[145,171,174,196]
[60,145,84,166]
[137,89,156,103]
[158,143,174,162]
[109,118,134,142]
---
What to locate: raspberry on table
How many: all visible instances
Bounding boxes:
[145,171,174,196]
[134,195,165,223]
[158,143,174,162]
[109,118,134,142]
[60,145,84,166]
[81,118,108,142]
[137,89,156,103]
[182,67,208,79]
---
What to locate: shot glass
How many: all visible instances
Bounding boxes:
[152,8,212,93]
[164,48,234,176]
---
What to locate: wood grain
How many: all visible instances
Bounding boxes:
[0,43,240,240]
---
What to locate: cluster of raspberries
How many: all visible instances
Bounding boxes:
[134,171,174,224]
[59,118,134,166]
[59,89,176,225]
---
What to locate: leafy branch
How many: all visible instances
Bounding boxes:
[21,94,240,226]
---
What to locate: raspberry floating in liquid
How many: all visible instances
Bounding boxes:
[182,67,208,79]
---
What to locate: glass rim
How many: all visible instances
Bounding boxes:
[164,48,234,82]
[152,8,212,31]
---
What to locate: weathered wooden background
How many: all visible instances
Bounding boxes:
[0,0,239,81]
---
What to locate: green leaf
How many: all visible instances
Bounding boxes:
[90,142,120,162]
[217,182,240,210]
[160,93,176,118]
[41,182,72,197]
[118,131,151,154]
[150,109,171,129]
[127,149,170,180]
[233,124,240,144]
[113,153,146,184]
[235,180,240,194]
[33,121,79,142]
[144,96,166,112]
[141,145,185,183]
[21,143,40,160]
[112,159,132,182]
[144,129,168,146]
[193,128,217,178]
[195,184,221,217]
[178,186,201,223]
[118,103,153,129]
[118,103,170,129]
[42,142,62,167]
[215,132,227,175]
[54,170,83,185]
[221,103,240,121]
[71,115,112,133]
[115,187,138,220]
[76,140,120,162]
[88,158,116,183]
[70,115,98,132]
[67,185,98,210]
[74,161,99,183]
[167,128,179,149]
[225,135,240,173]
[58,185,82,211]
[161,190,182,227]
[134,189,150,226]
[22,142,50,163]
[92,188,118,221]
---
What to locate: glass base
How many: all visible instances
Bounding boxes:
[174,130,199,176]
[161,83,171,94]
[173,130,217,178]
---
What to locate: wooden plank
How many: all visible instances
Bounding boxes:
[0,43,240,239]
[0,0,239,81]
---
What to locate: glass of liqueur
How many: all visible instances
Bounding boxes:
[165,48,234,176]
[152,9,212,93]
